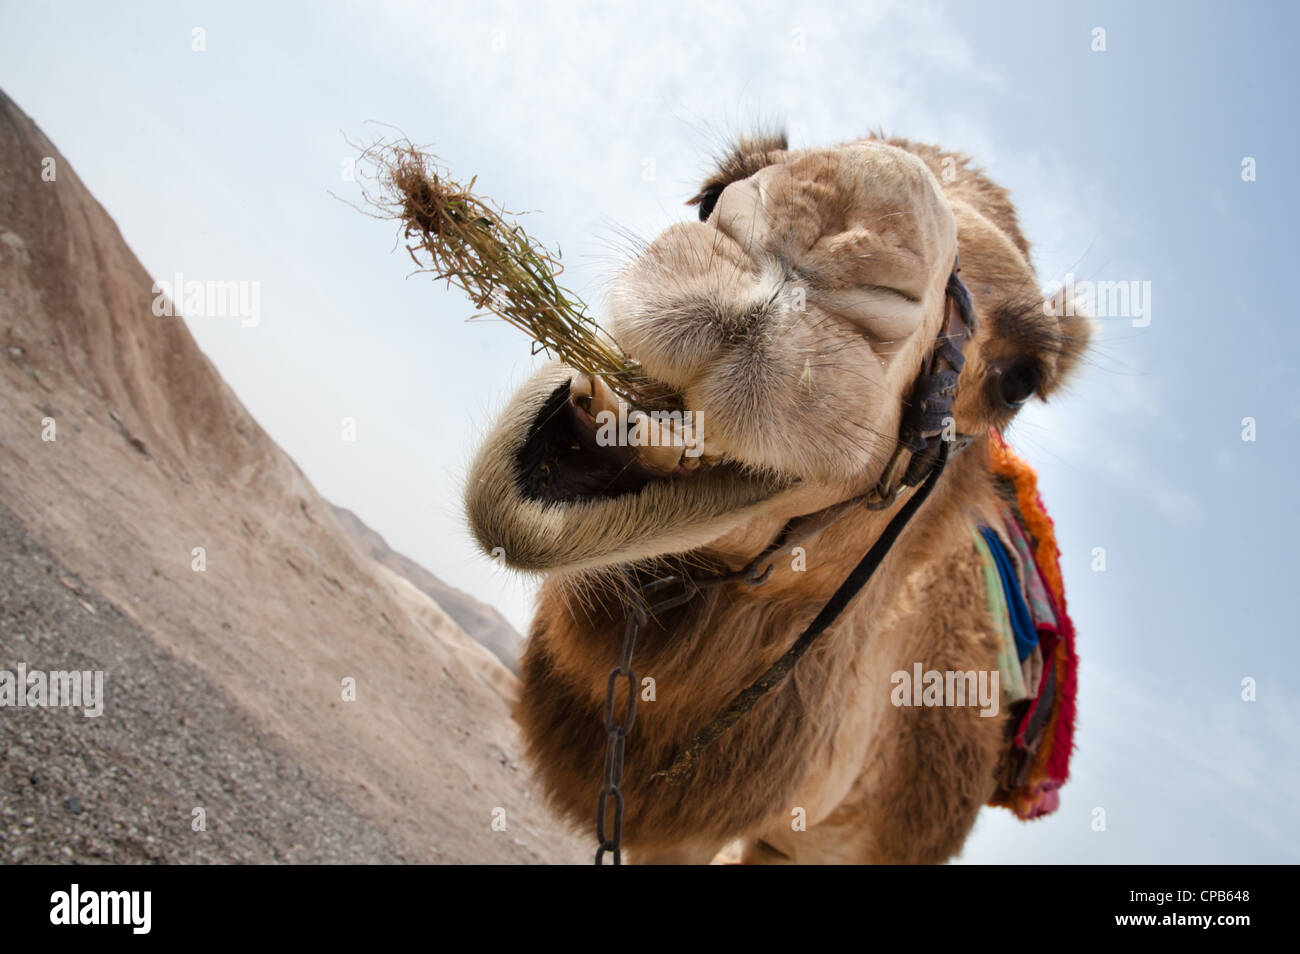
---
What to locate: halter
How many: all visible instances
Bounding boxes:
[594,261,978,864]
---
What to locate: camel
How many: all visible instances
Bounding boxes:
[464,133,1090,864]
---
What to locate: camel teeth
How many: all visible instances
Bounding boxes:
[588,374,622,419]
[629,410,686,473]
[569,372,594,406]
[569,371,703,476]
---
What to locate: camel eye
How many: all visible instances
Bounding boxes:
[697,185,724,222]
[994,361,1039,409]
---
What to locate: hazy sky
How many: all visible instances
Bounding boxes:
[3,0,1297,862]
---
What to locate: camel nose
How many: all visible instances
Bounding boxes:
[710,176,772,257]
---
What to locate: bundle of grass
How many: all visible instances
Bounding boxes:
[355,136,671,409]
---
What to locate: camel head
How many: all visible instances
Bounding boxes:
[465,133,1090,578]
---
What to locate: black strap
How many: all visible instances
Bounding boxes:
[653,438,952,784]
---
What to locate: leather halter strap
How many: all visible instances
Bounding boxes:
[650,261,978,784]
[869,266,977,503]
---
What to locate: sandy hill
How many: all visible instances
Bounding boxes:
[0,89,583,864]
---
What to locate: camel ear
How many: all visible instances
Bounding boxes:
[1042,285,1075,322]
[1038,285,1093,395]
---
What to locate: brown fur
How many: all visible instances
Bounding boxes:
[467,135,1090,863]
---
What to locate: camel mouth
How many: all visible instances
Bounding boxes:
[514,374,707,501]
[514,374,770,505]
[464,363,793,574]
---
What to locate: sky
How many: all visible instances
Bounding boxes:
[2,0,1297,863]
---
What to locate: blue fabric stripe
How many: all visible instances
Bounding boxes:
[978,526,1038,661]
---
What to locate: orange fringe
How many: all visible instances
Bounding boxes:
[987,432,1064,600]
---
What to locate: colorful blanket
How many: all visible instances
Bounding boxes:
[976,431,1079,820]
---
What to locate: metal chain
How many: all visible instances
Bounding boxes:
[594,572,718,864]
[595,599,646,864]
[588,445,952,859]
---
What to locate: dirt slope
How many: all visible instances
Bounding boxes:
[0,89,584,864]
[328,504,522,675]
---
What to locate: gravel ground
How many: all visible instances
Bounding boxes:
[0,501,410,864]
